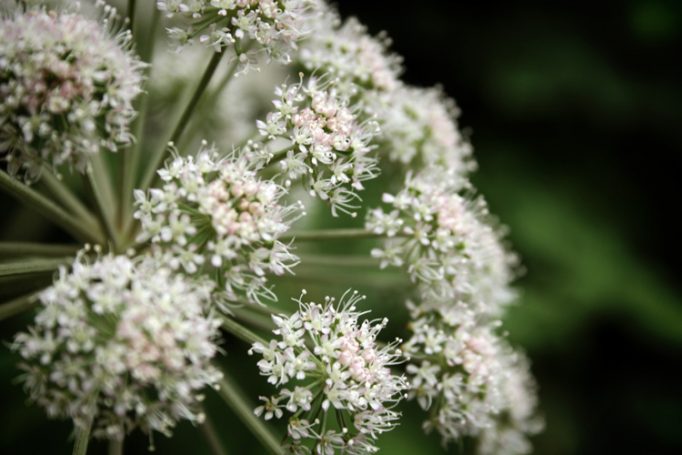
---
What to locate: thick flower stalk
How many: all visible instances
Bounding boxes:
[249,290,408,454]
[403,299,541,453]
[134,143,303,306]
[11,251,223,441]
[255,76,380,217]
[366,171,517,315]
[0,7,143,181]
[157,0,321,71]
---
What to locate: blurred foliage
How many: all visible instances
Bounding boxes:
[2,1,681,454]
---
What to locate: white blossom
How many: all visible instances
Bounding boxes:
[403,299,542,452]
[256,76,380,217]
[11,251,222,440]
[370,85,475,176]
[134,142,304,306]
[157,0,322,73]
[0,7,143,182]
[249,289,408,453]
[298,10,402,95]
[366,170,518,315]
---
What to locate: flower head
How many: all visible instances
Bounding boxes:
[403,299,541,452]
[299,12,402,95]
[12,251,222,440]
[249,289,408,453]
[255,76,380,217]
[366,171,517,315]
[157,0,321,72]
[134,142,304,306]
[0,7,143,181]
[370,85,475,176]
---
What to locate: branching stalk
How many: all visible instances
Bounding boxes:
[138,50,225,193]
[0,258,68,278]
[281,228,382,242]
[216,374,283,455]
[0,292,39,322]
[0,242,80,257]
[41,169,99,229]
[220,315,266,345]
[0,171,105,244]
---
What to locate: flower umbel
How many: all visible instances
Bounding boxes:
[403,299,542,453]
[249,290,408,454]
[158,0,321,71]
[12,251,222,440]
[366,170,517,315]
[0,7,143,181]
[134,142,304,306]
[256,76,380,217]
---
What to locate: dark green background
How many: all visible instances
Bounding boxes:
[2,1,681,454]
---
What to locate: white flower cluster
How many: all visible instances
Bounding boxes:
[0,7,143,181]
[157,0,321,71]
[249,290,408,454]
[370,86,475,175]
[366,171,517,315]
[403,299,541,453]
[11,252,222,440]
[256,77,380,217]
[299,12,402,95]
[134,143,303,306]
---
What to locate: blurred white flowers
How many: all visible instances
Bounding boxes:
[158,0,321,72]
[12,251,222,440]
[0,7,143,181]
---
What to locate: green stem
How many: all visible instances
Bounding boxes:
[120,6,160,239]
[231,307,276,333]
[220,315,266,345]
[0,242,80,257]
[87,157,120,252]
[0,292,38,322]
[0,171,105,244]
[200,412,229,455]
[127,0,136,33]
[281,228,382,242]
[298,254,380,268]
[0,258,67,278]
[108,438,123,455]
[72,418,94,455]
[138,50,225,193]
[216,375,282,455]
[41,169,99,229]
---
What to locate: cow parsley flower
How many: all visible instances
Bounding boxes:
[370,86,475,176]
[256,76,380,217]
[366,171,517,314]
[249,290,408,454]
[11,251,222,441]
[134,142,304,306]
[157,0,321,71]
[403,299,541,452]
[299,11,402,95]
[0,7,143,182]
